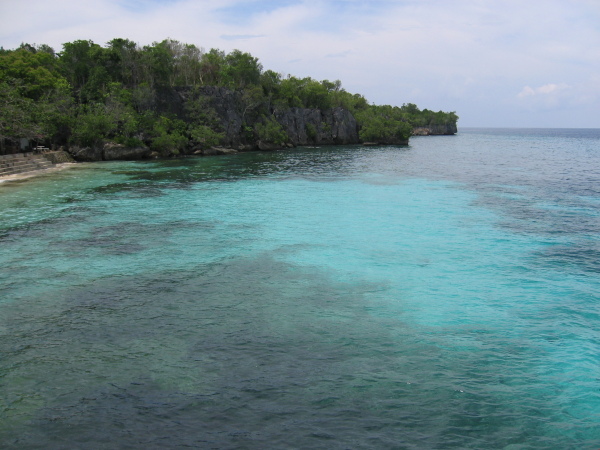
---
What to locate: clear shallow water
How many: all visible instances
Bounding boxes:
[0,129,599,448]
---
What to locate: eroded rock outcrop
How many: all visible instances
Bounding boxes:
[69,146,103,162]
[69,143,151,162]
[179,86,245,148]
[66,86,455,161]
[43,150,75,164]
[103,143,152,160]
[413,123,457,136]
[274,107,359,147]
[175,86,360,151]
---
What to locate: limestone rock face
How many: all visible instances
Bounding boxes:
[68,143,151,162]
[274,107,359,146]
[412,123,457,136]
[69,146,103,162]
[257,140,283,151]
[71,86,456,161]
[433,122,458,135]
[102,143,152,160]
[177,87,359,150]
[413,127,431,136]
[42,150,75,164]
[178,86,245,148]
[331,107,360,144]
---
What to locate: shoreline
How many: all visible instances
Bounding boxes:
[0,163,77,184]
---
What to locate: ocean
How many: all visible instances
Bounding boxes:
[0,128,598,448]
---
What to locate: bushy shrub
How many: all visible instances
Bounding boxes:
[255,116,288,146]
[150,115,188,155]
[70,104,114,147]
[189,124,223,148]
[150,132,187,155]
[305,123,316,141]
[114,136,145,147]
[356,105,412,143]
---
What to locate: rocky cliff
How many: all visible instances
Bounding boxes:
[65,86,455,161]
[412,123,458,136]
[181,87,359,150]
[274,107,359,146]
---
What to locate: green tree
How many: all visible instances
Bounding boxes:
[38,84,75,147]
[176,43,203,86]
[0,37,458,154]
[105,38,142,87]
[70,103,115,147]
[303,79,332,109]
[355,105,412,143]
[199,49,226,86]
[276,76,304,108]
[223,49,262,89]
[0,45,67,100]
[0,81,43,144]
[188,124,223,148]
[141,40,176,87]
[255,116,288,146]
[183,88,225,147]
[241,84,266,122]
[150,114,188,155]
[260,69,281,109]
[59,40,107,101]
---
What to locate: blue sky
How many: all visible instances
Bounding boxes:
[1,0,599,127]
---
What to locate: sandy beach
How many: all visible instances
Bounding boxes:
[0,163,77,184]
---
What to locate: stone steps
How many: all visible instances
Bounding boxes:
[0,153,55,177]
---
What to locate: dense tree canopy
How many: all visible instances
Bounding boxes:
[0,38,458,154]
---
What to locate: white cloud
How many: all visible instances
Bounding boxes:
[517,83,571,98]
[517,86,535,98]
[220,35,265,41]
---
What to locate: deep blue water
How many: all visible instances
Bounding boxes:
[0,128,599,448]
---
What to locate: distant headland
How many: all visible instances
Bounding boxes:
[0,39,458,161]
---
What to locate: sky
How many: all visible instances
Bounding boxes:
[1,0,599,128]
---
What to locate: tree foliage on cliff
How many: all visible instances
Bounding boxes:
[0,39,458,152]
[355,105,414,143]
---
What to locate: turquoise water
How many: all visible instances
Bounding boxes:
[1,129,599,448]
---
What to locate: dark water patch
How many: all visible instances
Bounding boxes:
[46,219,211,258]
[531,243,600,274]
[89,182,165,198]
[0,255,398,446]
[110,168,204,191]
[1,252,590,448]
[494,213,600,239]
[114,168,200,185]
[86,218,220,239]
[126,147,377,184]
[473,185,600,239]
[59,205,96,215]
[66,235,146,255]
[111,169,155,176]
[61,195,82,203]
[0,211,94,241]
